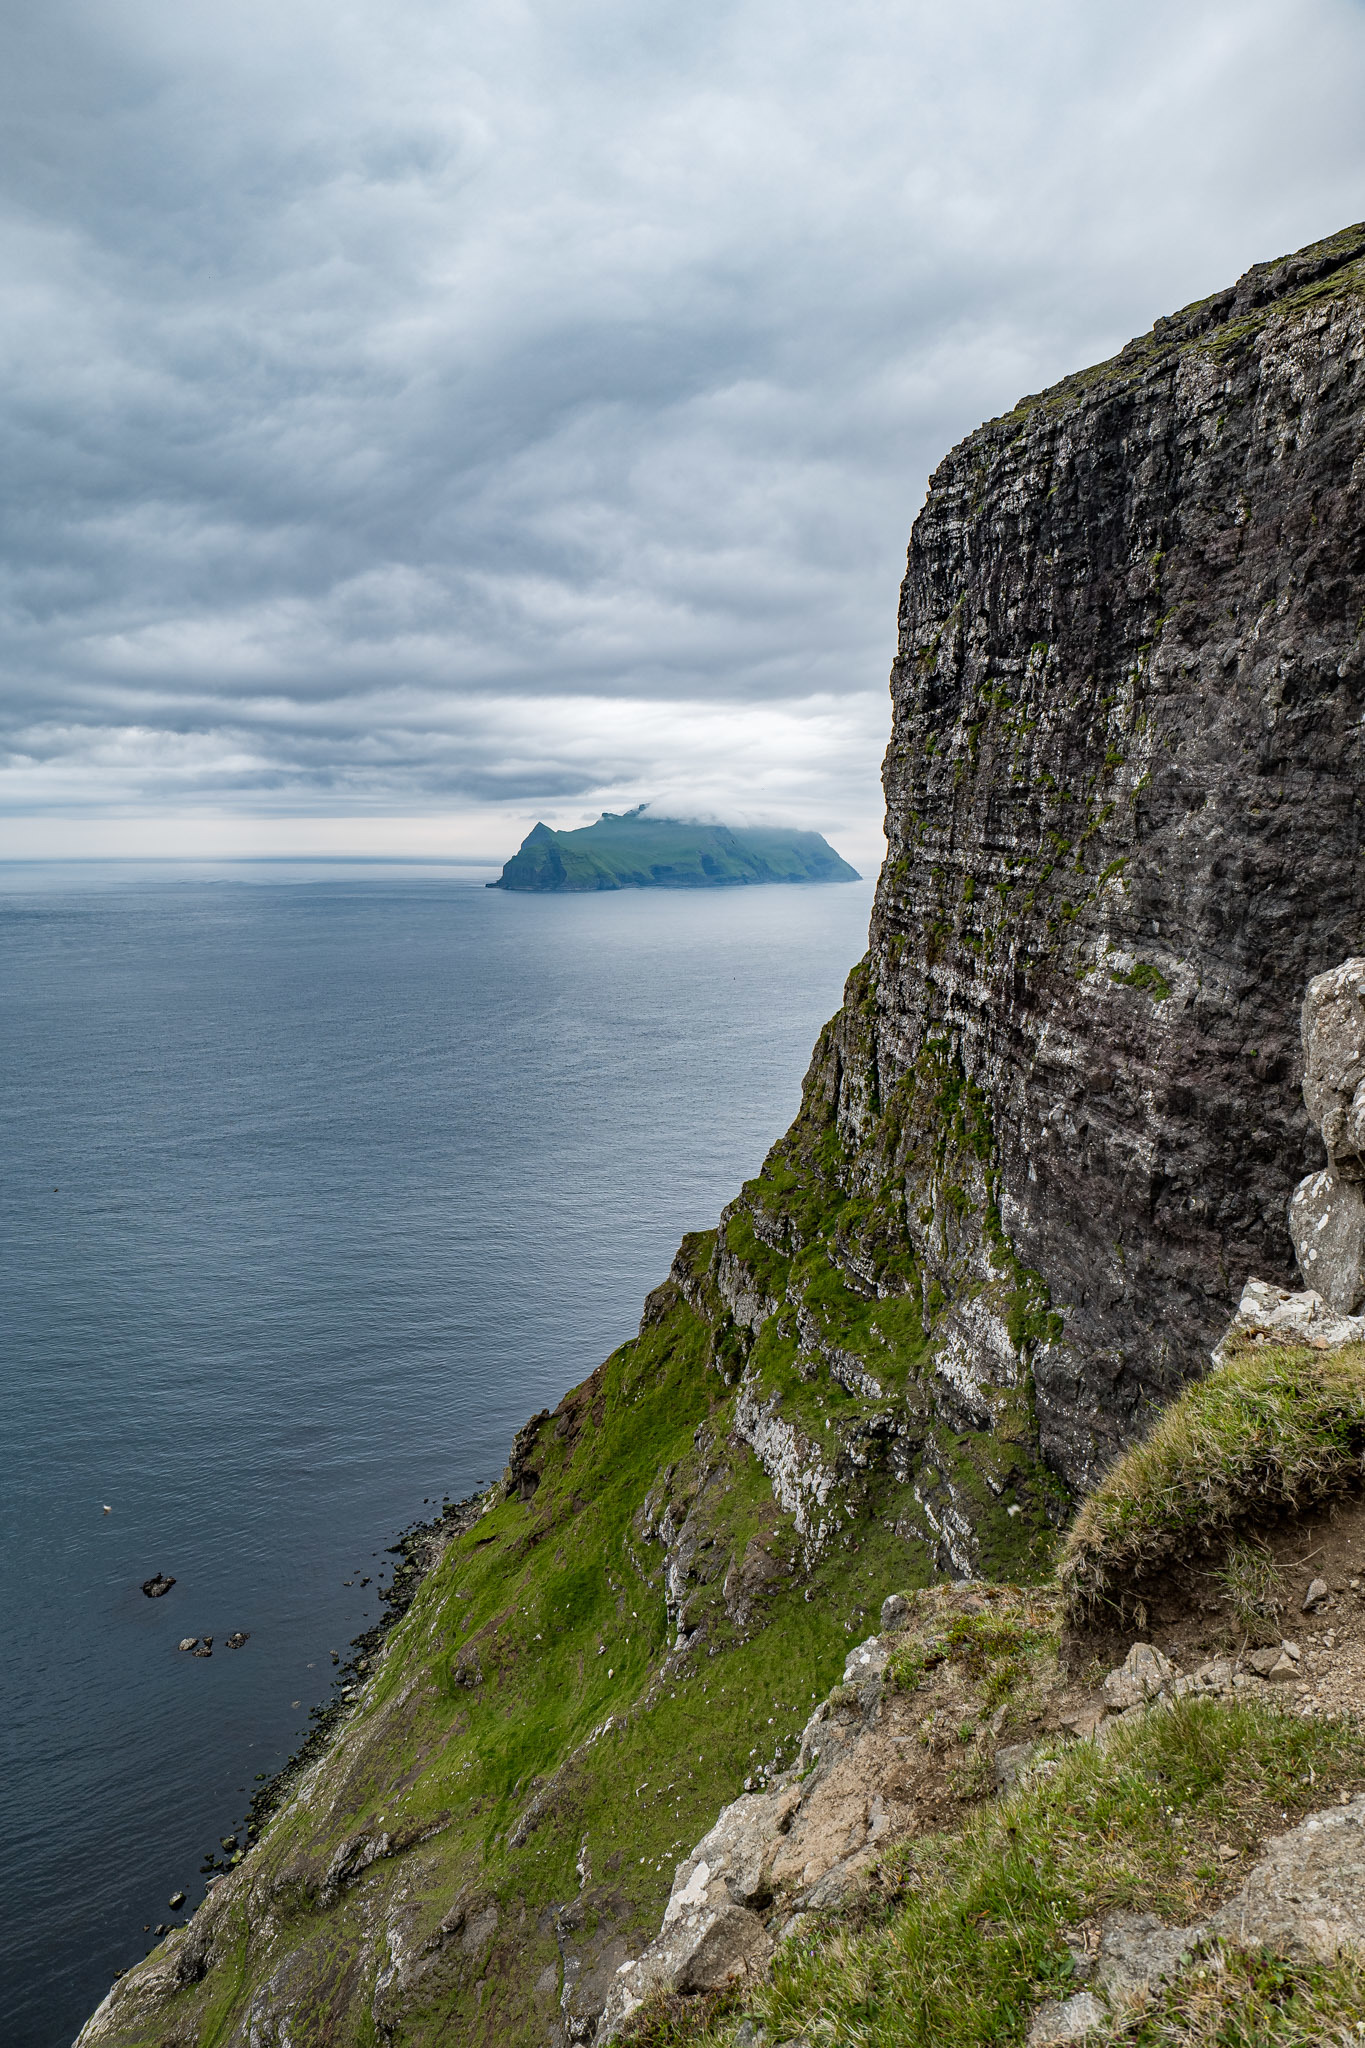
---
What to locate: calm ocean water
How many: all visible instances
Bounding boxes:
[0,862,874,2047]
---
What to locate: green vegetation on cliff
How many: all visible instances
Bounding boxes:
[489,807,859,891]
[80,953,1065,2047]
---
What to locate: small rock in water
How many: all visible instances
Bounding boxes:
[141,1574,176,1599]
[168,1891,186,1909]
[177,1638,199,1653]
[1303,1577,1330,1612]
[192,1637,213,1658]
[225,1631,250,1649]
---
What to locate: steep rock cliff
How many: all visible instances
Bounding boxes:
[74,222,1365,2048]
[860,218,1365,1489]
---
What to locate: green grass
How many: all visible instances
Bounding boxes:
[1062,1340,1365,1619]
[1105,1942,1365,2045]
[1111,959,1173,1003]
[1216,1538,1285,1645]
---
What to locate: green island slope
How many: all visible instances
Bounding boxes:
[489,808,859,891]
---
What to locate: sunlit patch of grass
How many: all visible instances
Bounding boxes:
[1061,1341,1365,1620]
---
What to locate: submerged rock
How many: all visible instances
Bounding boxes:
[140,1575,175,1599]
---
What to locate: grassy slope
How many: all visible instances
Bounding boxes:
[87,951,1081,2042]
[98,1276,940,2044]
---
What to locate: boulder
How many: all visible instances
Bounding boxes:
[1209,1792,1365,1957]
[879,1593,912,1632]
[1091,1909,1201,1997]
[597,1897,771,2035]
[1210,1278,1365,1365]
[1299,960,1365,1178]
[1288,1171,1365,1314]
[1101,1643,1172,1712]
[1289,961,1365,1310]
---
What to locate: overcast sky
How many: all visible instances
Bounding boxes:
[1,0,1363,868]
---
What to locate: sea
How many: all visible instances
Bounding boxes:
[0,861,875,2047]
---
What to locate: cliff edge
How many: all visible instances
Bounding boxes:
[74,221,1365,2047]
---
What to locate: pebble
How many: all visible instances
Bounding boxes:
[1303,1577,1330,1611]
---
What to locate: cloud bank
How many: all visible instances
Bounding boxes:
[2,0,1364,866]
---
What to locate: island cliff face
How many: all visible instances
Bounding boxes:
[77,224,1365,2048]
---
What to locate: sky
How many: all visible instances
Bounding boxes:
[1,0,1364,872]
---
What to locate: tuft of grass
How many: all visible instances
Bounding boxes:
[1061,1341,1365,1620]
[1216,1538,1284,1644]
[884,1596,1057,1710]
[617,1985,743,2045]
[719,1697,1365,2048]
[1104,1941,1365,2045]
[1112,959,1172,1002]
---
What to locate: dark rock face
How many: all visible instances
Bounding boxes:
[858,221,1365,1488]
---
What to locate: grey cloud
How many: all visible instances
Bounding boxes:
[2,0,1365,852]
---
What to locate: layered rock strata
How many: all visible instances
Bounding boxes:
[857,219,1365,1490]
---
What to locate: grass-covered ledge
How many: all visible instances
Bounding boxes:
[1060,1342,1365,1622]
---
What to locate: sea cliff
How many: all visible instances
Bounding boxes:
[77,221,1365,2048]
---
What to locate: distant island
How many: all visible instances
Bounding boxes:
[488,806,860,892]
